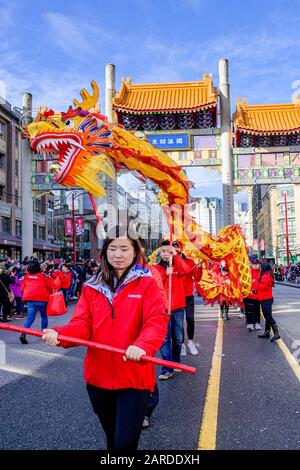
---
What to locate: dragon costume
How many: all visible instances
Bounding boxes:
[25,81,251,305]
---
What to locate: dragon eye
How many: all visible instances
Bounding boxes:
[65,119,75,129]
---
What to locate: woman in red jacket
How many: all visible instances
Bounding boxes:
[257,262,280,342]
[42,228,168,451]
[20,260,53,344]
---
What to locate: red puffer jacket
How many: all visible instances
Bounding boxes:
[22,273,53,302]
[247,269,260,300]
[257,272,274,301]
[155,254,190,311]
[60,272,71,289]
[181,257,203,297]
[53,266,168,392]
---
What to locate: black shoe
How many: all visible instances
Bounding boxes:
[258,331,270,339]
[20,334,28,345]
[2,318,12,323]
[270,325,280,342]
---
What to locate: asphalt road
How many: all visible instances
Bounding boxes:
[0,284,299,450]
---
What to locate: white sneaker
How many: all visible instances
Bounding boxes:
[187,340,198,355]
[142,417,150,428]
[246,324,254,331]
[255,323,262,330]
[158,372,173,380]
[181,343,187,357]
[238,314,246,319]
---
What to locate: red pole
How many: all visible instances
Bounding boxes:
[72,192,77,264]
[0,324,196,374]
[284,192,290,268]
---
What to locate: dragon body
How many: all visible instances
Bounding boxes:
[26,81,251,304]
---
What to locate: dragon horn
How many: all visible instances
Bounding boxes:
[73,80,99,110]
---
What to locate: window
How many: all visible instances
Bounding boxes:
[16,220,22,236]
[15,131,19,146]
[48,200,54,210]
[33,224,37,239]
[39,226,46,240]
[15,189,18,206]
[0,122,5,140]
[0,185,3,200]
[0,152,4,168]
[2,217,11,234]
[84,229,90,243]
[33,199,42,213]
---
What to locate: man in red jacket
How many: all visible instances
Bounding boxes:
[172,240,202,356]
[155,240,190,380]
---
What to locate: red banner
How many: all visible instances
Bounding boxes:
[64,218,74,236]
[64,217,85,236]
[75,217,85,235]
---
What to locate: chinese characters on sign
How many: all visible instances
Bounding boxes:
[147,133,189,149]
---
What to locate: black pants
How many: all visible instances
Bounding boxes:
[261,299,276,331]
[0,298,11,320]
[244,298,260,325]
[220,301,229,316]
[145,383,159,420]
[184,295,195,341]
[86,384,150,451]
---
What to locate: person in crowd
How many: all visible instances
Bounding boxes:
[42,227,168,451]
[69,264,79,300]
[9,266,24,319]
[0,267,13,322]
[243,259,261,331]
[155,240,190,380]
[60,264,72,305]
[257,261,280,342]
[20,260,53,344]
[171,240,202,357]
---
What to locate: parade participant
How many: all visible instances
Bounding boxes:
[155,240,190,380]
[243,259,261,331]
[42,227,168,451]
[20,260,53,344]
[217,260,231,320]
[171,240,202,357]
[257,261,280,342]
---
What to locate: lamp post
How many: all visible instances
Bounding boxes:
[283,191,290,267]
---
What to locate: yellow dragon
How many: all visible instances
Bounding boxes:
[26,81,251,305]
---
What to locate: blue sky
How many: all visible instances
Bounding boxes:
[1,0,300,199]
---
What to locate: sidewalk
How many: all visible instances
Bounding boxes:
[275,281,300,289]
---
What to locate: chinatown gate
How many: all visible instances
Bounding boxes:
[110,60,300,262]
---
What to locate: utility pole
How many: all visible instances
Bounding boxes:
[21,92,33,258]
[72,192,77,264]
[283,192,290,267]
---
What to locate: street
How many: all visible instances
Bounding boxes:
[0,284,299,450]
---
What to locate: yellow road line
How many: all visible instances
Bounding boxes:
[198,318,223,450]
[276,338,300,383]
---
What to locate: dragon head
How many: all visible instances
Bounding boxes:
[26,81,116,196]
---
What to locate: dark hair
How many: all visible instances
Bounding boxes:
[93,226,143,290]
[161,240,170,246]
[28,260,41,274]
[259,261,274,285]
